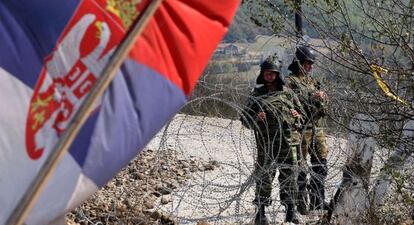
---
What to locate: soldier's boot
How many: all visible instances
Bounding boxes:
[285,204,300,224]
[309,161,329,211]
[309,187,328,210]
[309,190,330,210]
[254,205,269,225]
[297,171,309,215]
[297,193,309,215]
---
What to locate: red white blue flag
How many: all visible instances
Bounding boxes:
[0,0,239,224]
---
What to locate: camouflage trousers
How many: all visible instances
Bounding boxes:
[298,128,328,161]
[253,130,299,207]
[297,128,329,207]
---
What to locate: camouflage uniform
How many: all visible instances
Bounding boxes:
[242,85,304,207]
[285,74,329,210]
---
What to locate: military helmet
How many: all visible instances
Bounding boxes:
[296,45,316,63]
[256,57,283,84]
[260,59,281,73]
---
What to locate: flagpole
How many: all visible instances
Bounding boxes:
[6,0,163,224]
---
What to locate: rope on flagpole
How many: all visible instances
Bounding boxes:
[6,0,164,224]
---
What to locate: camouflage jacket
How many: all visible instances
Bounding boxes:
[285,74,327,128]
[240,85,305,133]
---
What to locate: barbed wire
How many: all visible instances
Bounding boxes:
[68,37,414,225]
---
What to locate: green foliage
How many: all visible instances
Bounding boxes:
[392,170,414,205]
[239,1,289,36]
[224,7,271,43]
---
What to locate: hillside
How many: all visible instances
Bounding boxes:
[223,7,271,43]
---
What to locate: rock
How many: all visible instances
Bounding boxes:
[106,182,116,189]
[203,163,215,171]
[123,199,132,207]
[157,186,172,195]
[197,220,211,225]
[152,191,162,197]
[161,195,172,204]
[149,210,162,220]
[400,219,414,225]
[210,160,219,166]
[116,202,127,213]
[155,184,164,190]
[67,148,202,225]
[144,201,155,209]
[130,216,148,225]
[115,179,123,187]
[161,215,176,225]
[167,180,179,189]
[180,161,190,168]
[136,172,145,179]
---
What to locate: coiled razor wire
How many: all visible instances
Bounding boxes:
[144,67,412,224]
[69,40,414,225]
[129,70,349,224]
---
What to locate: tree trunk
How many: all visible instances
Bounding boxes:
[322,117,414,224]
[320,114,379,224]
[369,120,414,207]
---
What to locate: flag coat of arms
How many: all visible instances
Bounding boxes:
[0,0,240,224]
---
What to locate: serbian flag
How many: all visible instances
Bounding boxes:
[0,0,239,224]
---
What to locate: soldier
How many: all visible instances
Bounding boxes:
[241,57,305,224]
[285,46,330,215]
